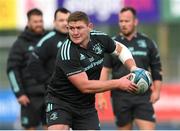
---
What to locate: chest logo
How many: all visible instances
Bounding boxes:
[80,53,86,60]
[137,40,147,48]
[57,41,63,48]
[50,112,58,121]
[28,46,34,51]
[93,43,102,54]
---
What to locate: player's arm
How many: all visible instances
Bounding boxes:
[60,39,137,93]
[113,41,137,71]
[149,40,163,103]
[7,41,26,98]
[7,41,30,106]
[150,80,162,103]
[68,71,137,93]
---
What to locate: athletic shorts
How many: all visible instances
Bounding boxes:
[111,91,155,127]
[46,94,100,130]
[21,95,46,128]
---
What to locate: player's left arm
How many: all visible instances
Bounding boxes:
[149,40,163,103]
[150,80,162,103]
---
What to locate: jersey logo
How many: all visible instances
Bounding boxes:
[80,53,86,60]
[50,112,58,121]
[57,41,63,48]
[137,40,147,48]
[28,46,34,51]
[21,117,29,125]
[128,47,134,52]
[93,43,102,54]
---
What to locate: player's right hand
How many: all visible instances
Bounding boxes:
[18,95,30,106]
[117,74,138,93]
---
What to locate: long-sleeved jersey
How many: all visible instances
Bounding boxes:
[7,27,47,98]
[28,29,68,83]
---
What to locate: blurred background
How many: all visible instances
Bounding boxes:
[0,0,180,130]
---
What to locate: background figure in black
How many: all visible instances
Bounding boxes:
[97,7,163,130]
[7,8,47,130]
[28,8,70,84]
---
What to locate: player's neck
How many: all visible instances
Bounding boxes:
[121,31,137,41]
[79,35,90,49]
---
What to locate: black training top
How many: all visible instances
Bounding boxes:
[104,32,162,83]
[47,30,116,108]
[28,29,68,83]
[7,27,47,98]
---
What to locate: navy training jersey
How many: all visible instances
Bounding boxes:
[104,32,162,81]
[47,30,116,108]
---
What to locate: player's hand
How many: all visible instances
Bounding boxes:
[97,93,108,112]
[150,89,160,104]
[117,74,138,93]
[18,95,30,106]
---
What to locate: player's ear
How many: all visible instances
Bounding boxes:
[88,22,94,30]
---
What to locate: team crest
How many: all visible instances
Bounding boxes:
[93,43,102,54]
[28,45,34,51]
[80,53,86,60]
[137,40,147,48]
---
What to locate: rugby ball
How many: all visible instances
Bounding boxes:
[129,69,152,94]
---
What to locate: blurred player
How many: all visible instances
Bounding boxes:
[45,11,147,130]
[28,8,70,84]
[7,8,47,130]
[97,7,163,130]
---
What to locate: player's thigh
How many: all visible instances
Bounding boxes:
[72,108,100,130]
[135,118,155,130]
[111,96,133,127]
[133,98,155,123]
[31,96,46,125]
[48,124,70,130]
[39,102,47,126]
[46,102,72,127]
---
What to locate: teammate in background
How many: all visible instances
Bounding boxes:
[97,7,163,130]
[28,8,70,84]
[7,8,47,130]
[45,11,149,130]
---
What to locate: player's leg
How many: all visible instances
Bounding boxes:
[72,107,100,130]
[111,93,134,130]
[48,124,70,130]
[21,103,40,129]
[133,92,156,130]
[46,102,72,130]
[134,118,155,130]
[39,98,47,130]
[118,122,133,130]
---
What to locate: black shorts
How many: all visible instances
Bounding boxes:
[46,94,100,130]
[111,91,155,127]
[21,95,46,128]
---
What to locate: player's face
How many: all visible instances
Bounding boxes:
[54,12,70,34]
[28,15,44,34]
[119,10,138,36]
[68,21,91,46]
